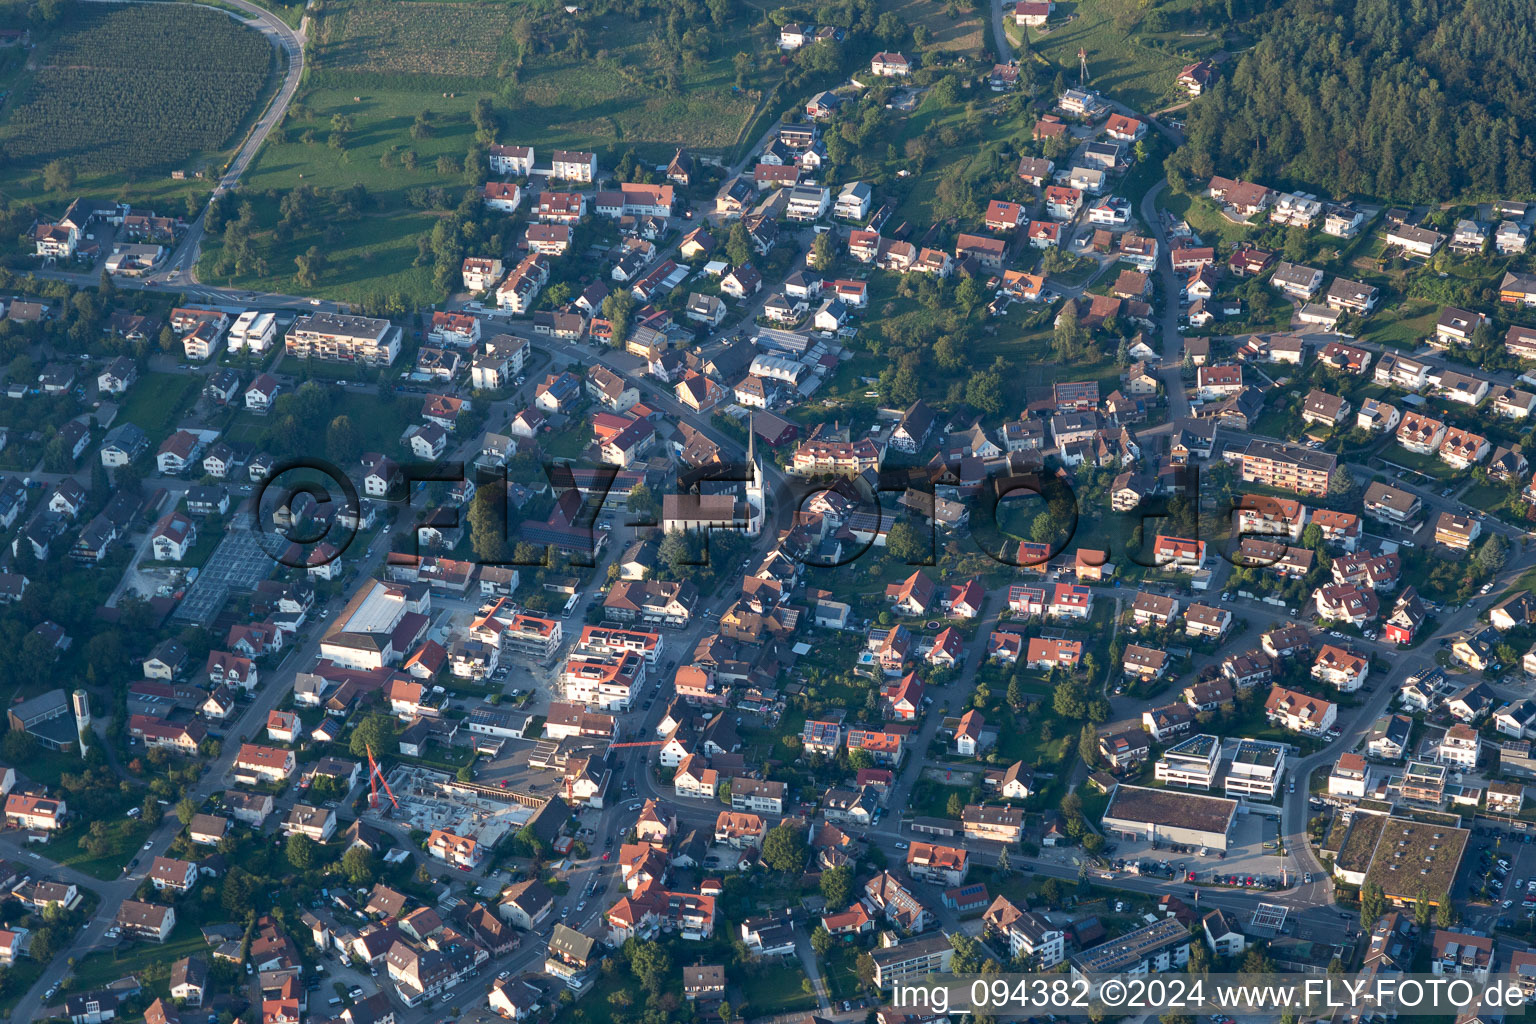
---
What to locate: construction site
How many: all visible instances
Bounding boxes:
[378,764,536,852]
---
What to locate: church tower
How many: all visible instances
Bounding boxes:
[745,415,765,536]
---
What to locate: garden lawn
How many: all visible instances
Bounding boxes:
[117,372,203,436]
[1362,301,1439,350]
[9,747,88,789]
[909,778,967,820]
[542,424,592,462]
[738,960,818,1017]
[1460,483,1511,516]
[224,389,417,452]
[1505,566,1536,599]
[1157,189,1258,251]
[821,943,865,1001]
[0,960,44,1018]
[1380,445,1456,481]
[66,909,210,993]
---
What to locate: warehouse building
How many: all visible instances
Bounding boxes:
[1101,784,1237,852]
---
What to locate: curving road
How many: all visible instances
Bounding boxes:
[214,0,307,193]
[991,0,1015,61]
[130,0,309,283]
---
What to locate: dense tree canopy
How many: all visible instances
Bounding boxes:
[1169,0,1536,201]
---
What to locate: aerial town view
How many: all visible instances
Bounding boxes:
[6,0,1536,1022]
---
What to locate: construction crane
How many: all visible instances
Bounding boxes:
[366,744,399,810]
[1078,47,1090,84]
[608,739,666,749]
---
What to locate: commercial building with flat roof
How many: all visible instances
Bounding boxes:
[320,579,421,670]
[1101,784,1237,851]
[1153,734,1220,790]
[1332,814,1468,907]
[1224,738,1287,801]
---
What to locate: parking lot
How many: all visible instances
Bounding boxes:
[1103,812,1298,891]
[1461,821,1536,924]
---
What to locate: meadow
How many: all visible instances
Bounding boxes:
[880,0,984,55]
[199,0,782,303]
[313,0,516,78]
[305,0,773,157]
[1023,0,1223,114]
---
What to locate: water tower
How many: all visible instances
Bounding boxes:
[72,689,90,759]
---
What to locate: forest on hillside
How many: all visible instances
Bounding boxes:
[1166,0,1536,202]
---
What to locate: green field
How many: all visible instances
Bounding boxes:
[49,816,154,879]
[1157,188,1258,251]
[224,387,419,453]
[879,0,984,54]
[197,0,783,304]
[314,1,515,78]
[198,196,442,306]
[1026,0,1222,113]
[118,372,203,436]
[1362,300,1439,350]
[0,4,274,208]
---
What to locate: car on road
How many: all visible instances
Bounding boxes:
[894,841,908,850]
[576,901,586,913]
[561,906,570,918]
[1329,630,1343,637]
[143,841,154,850]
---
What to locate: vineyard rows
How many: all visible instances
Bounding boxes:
[2,6,271,174]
